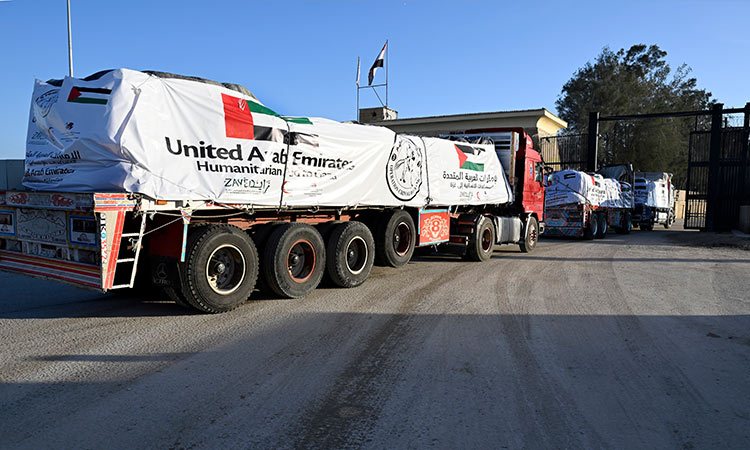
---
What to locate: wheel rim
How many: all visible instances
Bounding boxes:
[287,239,316,283]
[528,222,538,246]
[205,244,246,295]
[393,221,412,256]
[480,226,493,252]
[345,236,368,275]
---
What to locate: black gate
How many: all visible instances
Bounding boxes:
[685,125,750,231]
[539,133,588,172]
[685,131,710,229]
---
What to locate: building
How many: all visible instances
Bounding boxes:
[361,107,567,145]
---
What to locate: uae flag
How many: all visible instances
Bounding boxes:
[222,93,255,139]
[454,144,485,172]
[368,41,387,85]
[67,86,111,105]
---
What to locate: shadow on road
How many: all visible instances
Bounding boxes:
[2,311,749,449]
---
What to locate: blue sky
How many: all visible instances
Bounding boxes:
[0,0,748,159]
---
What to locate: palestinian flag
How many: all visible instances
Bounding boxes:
[454,144,485,172]
[67,86,111,105]
[368,41,387,85]
[222,93,312,141]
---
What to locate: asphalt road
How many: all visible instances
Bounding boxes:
[1,226,749,449]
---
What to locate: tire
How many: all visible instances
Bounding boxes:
[163,286,192,310]
[616,212,632,234]
[178,225,259,313]
[262,223,326,298]
[664,209,674,229]
[374,209,416,268]
[325,221,375,288]
[519,216,539,253]
[466,216,495,261]
[583,213,598,240]
[316,221,342,243]
[642,222,653,231]
[595,213,608,239]
[250,221,285,294]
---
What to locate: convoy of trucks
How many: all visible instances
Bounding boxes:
[543,164,634,239]
[0,69,545,313]
[0,68,684,313]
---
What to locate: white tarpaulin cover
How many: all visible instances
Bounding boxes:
[24,69,512,208]
[545,169,632,208]
[634,176,673,209]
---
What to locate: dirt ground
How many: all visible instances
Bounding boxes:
[1,224,748,449]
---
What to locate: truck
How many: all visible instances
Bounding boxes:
[543,164,634,239]
[440,128,546,253]
[632,172,676,230]
[0,68,543,313]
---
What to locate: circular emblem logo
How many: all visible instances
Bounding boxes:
[386,136,423,201]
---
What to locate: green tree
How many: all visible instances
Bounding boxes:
[555,44,712,187]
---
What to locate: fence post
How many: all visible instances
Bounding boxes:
[741,102,750,209]
[705,103,724,232]
[587,112,599,172]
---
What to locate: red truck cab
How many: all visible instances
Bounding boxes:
[463,127,546,224]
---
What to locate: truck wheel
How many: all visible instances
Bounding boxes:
[466,216,495,261]
[179,225,259,313]
[595,213,608,238]
[519,216,539,253]
[263,223,325,298]
[326,221,375,288]
[375,209,416,267]
[616,212,632,234]
[583,213,598,240]
[664,210,674,229]
[250,222,285,294]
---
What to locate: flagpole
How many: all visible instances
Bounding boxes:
[385,40,388,108]
[67,0,74,77]
[356,56,360,121]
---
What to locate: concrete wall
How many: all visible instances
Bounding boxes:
[0,159,24,190]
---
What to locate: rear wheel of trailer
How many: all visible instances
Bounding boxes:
[325,221,375,288]
[583,213,598,240]
[178,225,259,313]
[262,223,326,298]
[595,213,608,239]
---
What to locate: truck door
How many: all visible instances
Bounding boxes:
[523,153,545,219]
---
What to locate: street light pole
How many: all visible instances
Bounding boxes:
[67,0,73,77]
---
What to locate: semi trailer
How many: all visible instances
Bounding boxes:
[0,68,542,313]
[543,164,634,239]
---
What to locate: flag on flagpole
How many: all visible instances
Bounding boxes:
[368,41,387,85]
[356,57,361,86]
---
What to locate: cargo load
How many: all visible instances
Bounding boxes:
[1,68,546,313]
[24,68,511,208]
[544,166,634,239]
[544,170,632,208]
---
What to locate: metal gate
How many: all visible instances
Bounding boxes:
[685,126,750,231]
[539,133,588,172]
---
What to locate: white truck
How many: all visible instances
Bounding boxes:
[543,164,634,239]
[632,172,676,230]
[0,68,540,313]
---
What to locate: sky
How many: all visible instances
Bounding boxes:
[0,0,748,159]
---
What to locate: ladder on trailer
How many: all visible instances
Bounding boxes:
[110,212,147,289]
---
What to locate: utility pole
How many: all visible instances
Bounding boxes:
[67,0,73,77]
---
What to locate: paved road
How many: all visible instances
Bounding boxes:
[1,227,749,449]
